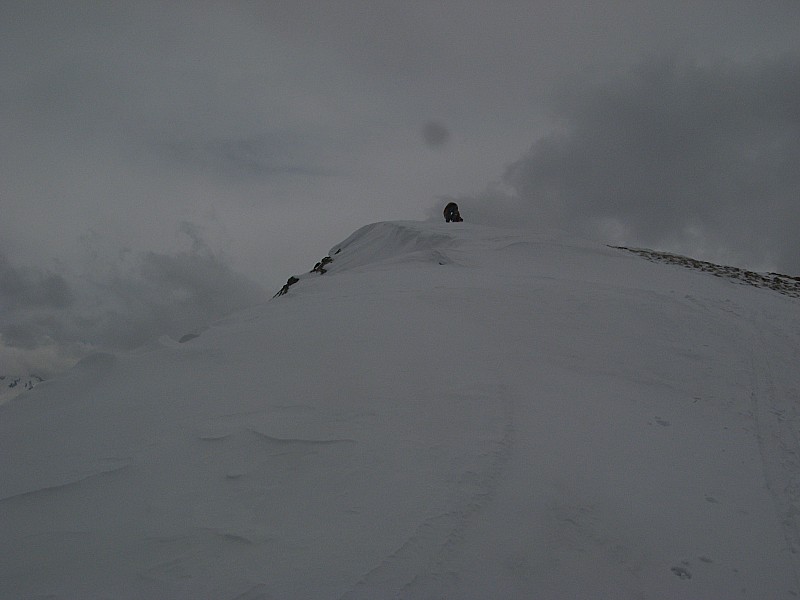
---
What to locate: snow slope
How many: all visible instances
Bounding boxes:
[2,220,799,599]
[0,374,44,405]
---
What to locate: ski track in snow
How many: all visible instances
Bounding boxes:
[686,288,800,593]
[339,388,516,600]
[619,238,800,584]
[747,315,800,590]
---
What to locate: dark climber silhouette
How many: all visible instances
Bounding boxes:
[443,202,463,223]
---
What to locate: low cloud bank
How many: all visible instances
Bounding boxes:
[442,55,800,273]
[0,223,266,377]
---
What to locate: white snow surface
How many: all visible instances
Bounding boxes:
[2,220,800,599]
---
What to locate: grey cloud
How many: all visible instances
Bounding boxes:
[79,224,267,350]
[138,231,266,323]
[157,133,333,180]
[0,254,73,311]
[0,253,75,356]
[464,56,800,273]
[1,225,266,375]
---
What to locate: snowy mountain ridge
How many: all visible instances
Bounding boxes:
[0,374,44,405]
[277,221,800,302]
[2,220,800,599]
[613,246,800,298]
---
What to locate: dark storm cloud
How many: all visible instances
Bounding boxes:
[459,55,800,273]
[0,254,73,311]
[0,225,266,375]
[74,223,267,351]
[0,253,75,354]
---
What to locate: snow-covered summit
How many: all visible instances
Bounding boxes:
[2,221,799,599]
[274,220,629,297]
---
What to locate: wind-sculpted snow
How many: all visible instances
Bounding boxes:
[272,221,467,297]
[328,221,460,271]
[2,221,800,598]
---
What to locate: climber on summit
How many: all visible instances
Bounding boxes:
[443,202,463,223]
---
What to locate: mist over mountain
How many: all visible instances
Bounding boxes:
[2,220,799,599]
[0,223,267,382]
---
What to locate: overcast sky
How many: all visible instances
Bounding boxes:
[2,1,800,375]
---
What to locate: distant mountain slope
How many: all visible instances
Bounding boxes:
[613,245,800,298]
[1,221,799,599]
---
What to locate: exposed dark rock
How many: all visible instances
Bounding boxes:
[273,276,301,298]
[612,246,800,298]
